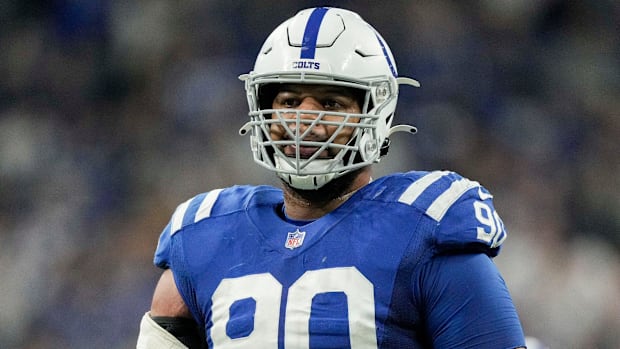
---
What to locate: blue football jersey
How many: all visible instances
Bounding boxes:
[154,171,525,348]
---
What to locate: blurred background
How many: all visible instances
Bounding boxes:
[0,0,618,348]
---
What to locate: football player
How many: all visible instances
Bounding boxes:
[138,7,526,348]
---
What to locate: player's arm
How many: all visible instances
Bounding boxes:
[415,253,526,348]
[137,269,206,349]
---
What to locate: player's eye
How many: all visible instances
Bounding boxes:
[274,94,299,108]
[282,98,299,108]
[323,99,342,110]
[324,94,358,111]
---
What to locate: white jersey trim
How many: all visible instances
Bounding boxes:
[397,171,449,205]
[170,198,192,236]
[195,188,224,223]
[426,178,480,221]
[169,189,224,237]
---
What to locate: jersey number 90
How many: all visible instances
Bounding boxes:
[474,201,506,248]
[210,267,378,348]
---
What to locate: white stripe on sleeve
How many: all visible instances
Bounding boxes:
[195,188,224,223]
[397,171,449,205]
[426,178,479,221]
[170,198,192,236]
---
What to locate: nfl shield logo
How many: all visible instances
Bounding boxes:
[285,229,306,250]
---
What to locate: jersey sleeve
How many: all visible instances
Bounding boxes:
[153,197,193,269]
[154,220,174,269]
[413,253,525,348]
[153,192,212,269]
[397,171,508,257]
[433,181,507,257]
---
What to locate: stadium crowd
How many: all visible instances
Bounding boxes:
[0,1,618,348]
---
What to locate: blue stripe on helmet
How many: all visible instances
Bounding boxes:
[375,33,397,77]
[300,7,329,59]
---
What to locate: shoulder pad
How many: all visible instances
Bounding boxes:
[154,185,281,268]
[396,171,507,256]
[169,185,280,236]
[153,190,222,268]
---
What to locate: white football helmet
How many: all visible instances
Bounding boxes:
[239,7,419,190]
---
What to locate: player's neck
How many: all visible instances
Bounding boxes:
[282,167,371,221]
